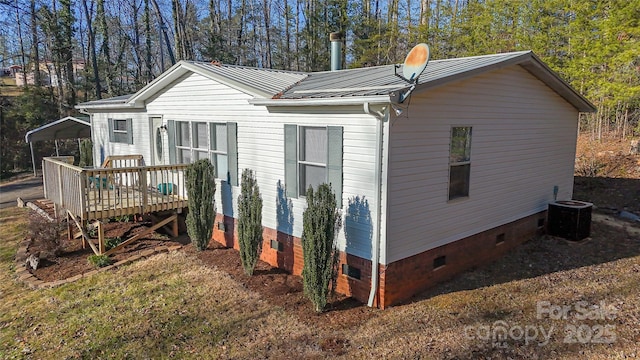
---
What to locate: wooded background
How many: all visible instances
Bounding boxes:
[0,0,638,174]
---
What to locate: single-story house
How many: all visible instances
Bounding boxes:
[76,50,595,308]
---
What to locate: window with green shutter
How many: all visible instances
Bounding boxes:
[284,124,343,207]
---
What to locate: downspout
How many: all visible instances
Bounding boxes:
[363,102,387,307]
[29,142,36,177]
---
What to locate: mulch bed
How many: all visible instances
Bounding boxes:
[28,221,186,283]
[186,242,378,331]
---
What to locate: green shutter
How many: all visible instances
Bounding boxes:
[227,122,238,186]
[108,118,114,142]
[167,120,176,164]
[284,124,298,198]
[327,126,343,208]
[127,118,134,144]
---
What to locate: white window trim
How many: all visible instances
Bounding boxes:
[298,126,328,196]
[108,118,132,144]
[448,126,472,201]
[174,120,229,180]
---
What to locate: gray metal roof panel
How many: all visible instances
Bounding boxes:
[77,94,133,107]
[280,51,531,99]
[186,61,307,97]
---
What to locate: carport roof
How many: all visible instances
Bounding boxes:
[25,116,91,143]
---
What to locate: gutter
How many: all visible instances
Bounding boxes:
[363,102,388,307]
[249,95,391,107]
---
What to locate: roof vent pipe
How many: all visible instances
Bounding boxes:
[330,32,343,71]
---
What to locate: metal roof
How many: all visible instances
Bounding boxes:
[186,61,307,98]
[272,50,594,112]
[279,51,532,99]
[25,116,91,143]
[76,51,595,112]
[76,94,133,108]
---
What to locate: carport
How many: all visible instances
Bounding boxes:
[25,116,91,176]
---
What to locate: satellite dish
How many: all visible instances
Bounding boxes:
[393,43,430,103]
[402,43,430,82]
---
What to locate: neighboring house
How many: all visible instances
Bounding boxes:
[76,50,595,308]
[15,60,85,87]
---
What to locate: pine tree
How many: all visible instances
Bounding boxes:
[237,168,263,275]
[185,159,216,251]
[301,183,340,313]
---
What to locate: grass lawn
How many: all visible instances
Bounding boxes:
[1,206,639,359]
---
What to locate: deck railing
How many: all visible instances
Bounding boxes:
[42,156,188,221]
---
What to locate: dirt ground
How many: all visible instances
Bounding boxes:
[24,135,640,330]
[28,221,186,282]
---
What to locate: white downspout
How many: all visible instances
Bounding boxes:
[363,102,387,307]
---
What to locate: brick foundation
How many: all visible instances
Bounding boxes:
[210,213,374,304]
[208,210,546,309]
[378,211,547,308]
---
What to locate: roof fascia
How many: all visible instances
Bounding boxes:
[183,62,275,98]
[406,51,596,112]
[127,61,192,107]
[519,53,596,112]
[249,95,391,107]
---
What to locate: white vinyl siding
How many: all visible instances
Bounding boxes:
[144,72,379,260]
[91,111,149,165]
[384,65,579,264]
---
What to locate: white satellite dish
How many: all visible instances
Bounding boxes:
[393,43,430,103]
[402,43,430,82]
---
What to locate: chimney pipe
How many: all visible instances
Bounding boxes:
[330,32,343,71]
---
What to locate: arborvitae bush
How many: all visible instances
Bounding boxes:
[78,139,93,167]
[237,169,263,275]
[301,183,340,313]
[185,159,216,251]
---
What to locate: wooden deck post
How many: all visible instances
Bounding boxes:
[66,211,73,242]
[98,221,105,254]
[172,212,179,237]
[140,168,148,214]
[56,164,63,218]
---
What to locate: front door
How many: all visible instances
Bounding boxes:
[151,117,164,165]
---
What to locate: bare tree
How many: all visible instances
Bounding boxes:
[82,0,101,99]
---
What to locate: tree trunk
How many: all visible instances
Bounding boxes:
[30,0,41,86]
[263,0,272,68]
[82,0,101,99]
[144,0,153,82]
[97,0,114,96]
[15,1,28,86]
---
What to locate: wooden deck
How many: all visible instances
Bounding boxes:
[42,156,188,222]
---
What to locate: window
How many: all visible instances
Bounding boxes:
[284,125,343,207]
[176,121,192,163]
[210,123,228,180]
[449,126,472,200]
[108,118,133,144]
[299,127,327,196]
[168,120,238,185]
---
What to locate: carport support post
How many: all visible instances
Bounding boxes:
[30,142,36,177]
